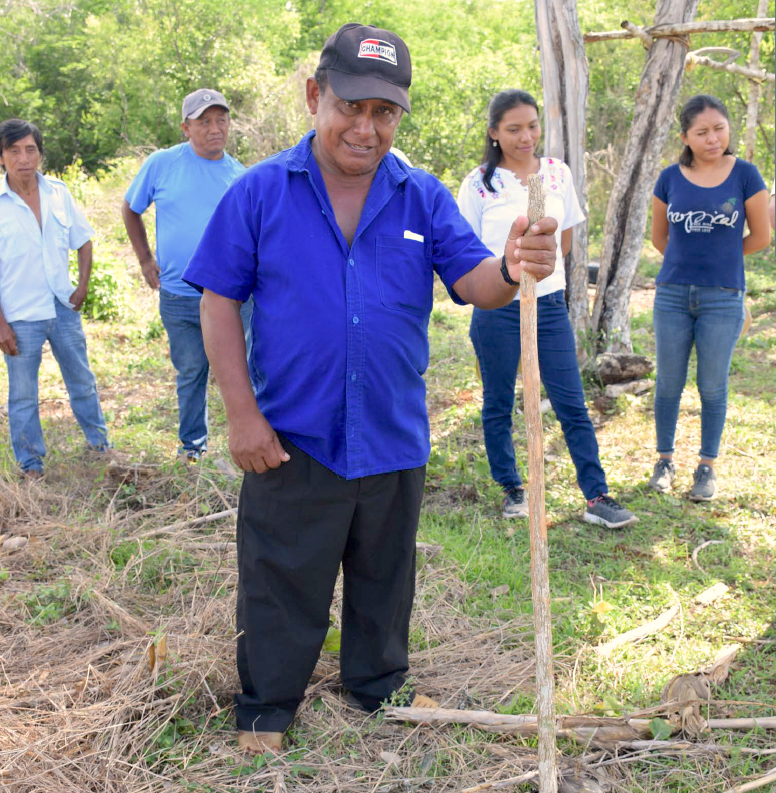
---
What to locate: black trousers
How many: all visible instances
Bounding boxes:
[234,438,426,733]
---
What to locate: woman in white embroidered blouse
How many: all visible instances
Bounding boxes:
[457,89,637,530]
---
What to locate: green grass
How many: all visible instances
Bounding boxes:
[0,164,773,791]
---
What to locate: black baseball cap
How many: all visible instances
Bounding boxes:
[318,23,412,113]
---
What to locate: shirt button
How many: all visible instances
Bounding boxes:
[348,258,355,267]
[351,372,357,381]
[352,316,359,324]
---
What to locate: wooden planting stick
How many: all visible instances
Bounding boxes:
[522,174,557,793]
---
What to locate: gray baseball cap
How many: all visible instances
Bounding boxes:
[181,88,229,121]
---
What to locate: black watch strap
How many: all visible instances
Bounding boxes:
[500,254,519,286]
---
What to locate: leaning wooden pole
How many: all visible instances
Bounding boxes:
[521,174,557,792]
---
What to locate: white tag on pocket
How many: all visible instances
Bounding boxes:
[403,230,424,243]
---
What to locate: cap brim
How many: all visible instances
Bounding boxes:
[327,70,410,114]
[186,101,230,120]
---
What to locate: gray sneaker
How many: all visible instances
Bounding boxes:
[648,459,676,493]
[584,494,638,530]
[690,464,716,501]
[502,487,528,519]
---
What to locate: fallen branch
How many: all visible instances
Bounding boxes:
[614,741,776,755]
[416,542,443,557]
[722,766,776,793]
[692,581,729,606]
[384,706,653,743]
[384,707,776,740]
[180,541,236,552]
[136,508,237,540]
[702,644,740,684]
[595,604,679,656]
[460,769,538,792]
[707,717,776,730]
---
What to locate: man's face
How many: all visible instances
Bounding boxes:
[0,134,41,183]
[181,106,230,160]
[306,79,403,178]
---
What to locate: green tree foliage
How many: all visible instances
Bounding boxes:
[1,0,772,196]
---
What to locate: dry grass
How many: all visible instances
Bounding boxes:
[0,470,582,793]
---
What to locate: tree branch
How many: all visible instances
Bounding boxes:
[585,17,774,43]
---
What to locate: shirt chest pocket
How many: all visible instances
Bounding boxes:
[50,208,71,251]
[375,236,432,316]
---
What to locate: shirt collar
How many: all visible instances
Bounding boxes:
[0,171,51,198]
[287,130,408,187]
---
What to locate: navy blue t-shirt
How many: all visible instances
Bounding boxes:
[653,158,766,289]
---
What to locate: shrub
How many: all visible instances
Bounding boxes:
[69,252,129,321]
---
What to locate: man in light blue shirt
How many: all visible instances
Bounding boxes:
[0,119,110,478]
[122,88,250,462]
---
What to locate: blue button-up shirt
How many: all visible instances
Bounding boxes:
[184,131,492,479]
[0,173,93,323]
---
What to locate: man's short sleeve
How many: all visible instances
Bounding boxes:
[183,177,257,301]
[64,188,94,250]
[431,182,493,305]
[124,152,160,215]
[560,164,585,231]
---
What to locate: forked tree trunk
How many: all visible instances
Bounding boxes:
[591,0,700,352]
[534,0,591,350]
[745,0,769,161]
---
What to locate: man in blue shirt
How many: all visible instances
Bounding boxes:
[0,118,110,478]
[184,24,557,754]
[122,89,251,462]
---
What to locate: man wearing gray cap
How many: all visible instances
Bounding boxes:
[122,89,250,462]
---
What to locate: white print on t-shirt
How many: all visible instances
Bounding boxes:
[666,203,739,234]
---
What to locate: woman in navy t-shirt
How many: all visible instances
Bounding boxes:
[648,94,770,501]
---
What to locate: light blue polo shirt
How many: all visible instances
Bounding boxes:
[124,142,246,297]
[184,131,493,479]
[0,173,93,323]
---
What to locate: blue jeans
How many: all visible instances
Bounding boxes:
[159,290,253,453]
[470,290,607,501]
[653,283,744,460]
[4,300,109,473]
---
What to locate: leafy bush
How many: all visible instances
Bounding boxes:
[69,252,130,321]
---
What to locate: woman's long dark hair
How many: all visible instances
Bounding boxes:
[678,94,733,167]
[481,90,540,193]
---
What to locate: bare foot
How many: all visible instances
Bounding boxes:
[237,730,283,755]
[411,693,439,708]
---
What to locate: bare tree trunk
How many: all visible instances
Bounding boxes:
[534,0,591,351]
[591,0,699,353]
[745,0,769,161]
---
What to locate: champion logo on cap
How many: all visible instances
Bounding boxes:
[358,39,397,65]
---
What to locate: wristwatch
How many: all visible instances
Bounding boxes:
[500,254,519,286]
